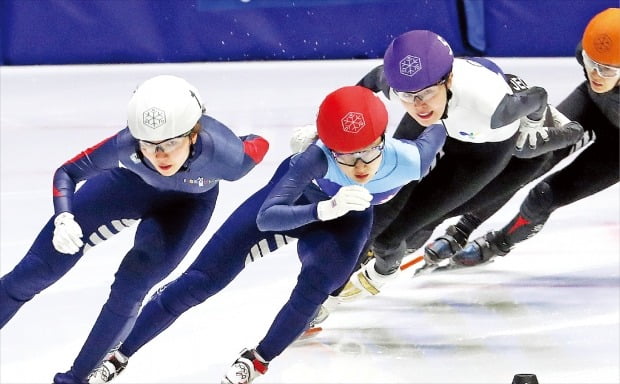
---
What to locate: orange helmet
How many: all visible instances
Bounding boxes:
[582,8,620,66]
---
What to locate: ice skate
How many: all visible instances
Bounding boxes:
[452,231,511,267]
[312,300,332,325]
[411,258,450,277]
[423,224,469,262]
[429,259,467,273]
[296,297,337,341]
[338,258,399,302]
[297,325,323,341]
[88,349,128,384]
[432,257,494,274]
[222,348,268,384]
[296,308,326,341]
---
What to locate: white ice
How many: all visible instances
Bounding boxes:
[1,58,618,384]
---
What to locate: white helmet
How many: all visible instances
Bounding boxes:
[127,75,204,141]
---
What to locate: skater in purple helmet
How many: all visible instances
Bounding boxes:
[428,8,619,270]
[314,29,583,304]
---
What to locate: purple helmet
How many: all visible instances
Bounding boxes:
[383,30,454,92]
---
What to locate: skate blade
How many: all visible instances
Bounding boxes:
[297,326,323,341]
[427,259,496,275]
[432,263,464,273]
[412,264,438,277]
[411,259,451,277]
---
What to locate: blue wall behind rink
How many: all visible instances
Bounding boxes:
[0,0,616,66]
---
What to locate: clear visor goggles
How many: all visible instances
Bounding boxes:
[393,80,446,104]
[139,130,192,154]
[582,51,620,78]
[331,137,385,167]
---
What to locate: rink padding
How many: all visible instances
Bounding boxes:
[0,0,617,65]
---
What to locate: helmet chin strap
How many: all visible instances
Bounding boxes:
[440,88,452,120]
[134,142,145,160]
[180,142,196,171]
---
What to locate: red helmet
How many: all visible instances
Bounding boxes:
[582,8,620,66]
[316,86,388,153]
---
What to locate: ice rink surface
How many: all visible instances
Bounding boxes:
[1,58,618,384]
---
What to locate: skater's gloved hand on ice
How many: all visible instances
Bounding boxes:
[317,185,372,221]
[289,124,318,153]
[53,212,84,254]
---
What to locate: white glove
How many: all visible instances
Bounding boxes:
[516,110,550,151]
[53,212,84,254]
[338,258,399,302]
[316,185,372,221]
[289,124,318,153]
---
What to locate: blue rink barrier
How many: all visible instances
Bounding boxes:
[0,0,617,65]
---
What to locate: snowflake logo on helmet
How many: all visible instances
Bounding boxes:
[341,112,365,133]
[594,34,612,53]
[399,55,422,77]
[142,107,166,129]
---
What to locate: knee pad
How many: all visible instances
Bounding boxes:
[503,183,553,245]
[288,279,328,318]
[157,269,220,316]
[520,181,554,223]
[2,252,66,302]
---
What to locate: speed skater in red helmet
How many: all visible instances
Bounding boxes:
[86,85,446,382]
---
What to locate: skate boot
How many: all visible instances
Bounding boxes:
[297,295,341,340]
[222,348,269,384]
[88,349,128,384]
[452,231,512,267]
[424,224,469,263]
[338,258,399,302]
[312,294,340,325]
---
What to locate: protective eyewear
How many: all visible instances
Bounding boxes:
[393,80,446,104]
[582,51,620,78]
[139,131,192,154]
[331,138,385,166]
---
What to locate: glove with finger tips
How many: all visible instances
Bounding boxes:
[316,185,372,221]
[516,116,550,151]
[515,103,562,151]
[289,124,318,153]
[53,212,84,254]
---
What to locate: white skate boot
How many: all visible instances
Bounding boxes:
[338,258,399,302]
[222,348,269,384]
[88,349,128,384]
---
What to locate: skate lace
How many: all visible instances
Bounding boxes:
[232,361,251,381]
[101,367,112,381]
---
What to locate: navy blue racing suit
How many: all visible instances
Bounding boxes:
[0,115,268,383]
[114,125,445,364]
